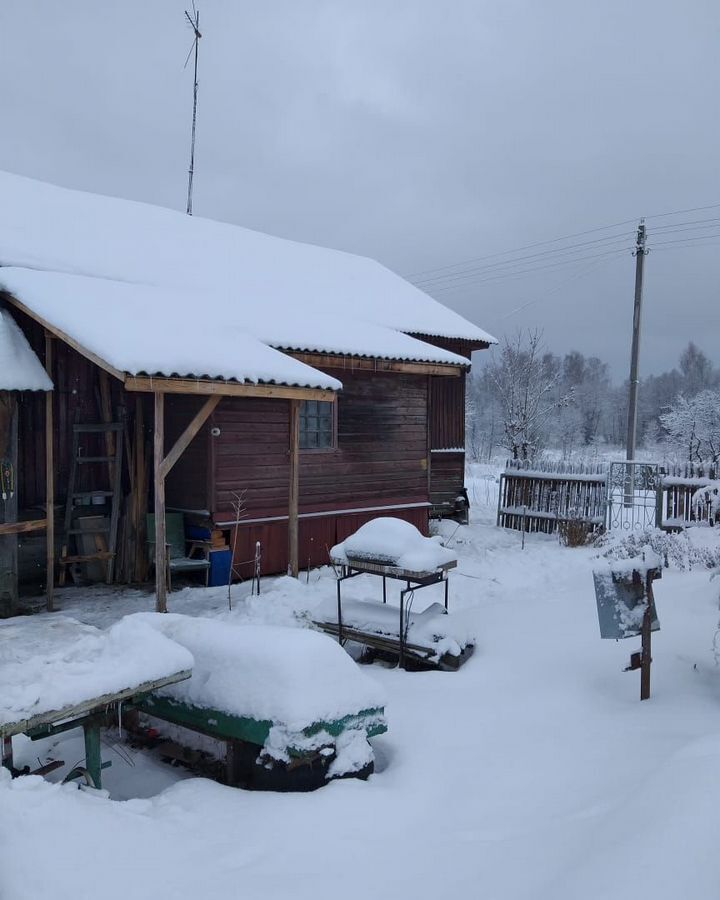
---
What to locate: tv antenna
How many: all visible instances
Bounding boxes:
[184,2,202,215]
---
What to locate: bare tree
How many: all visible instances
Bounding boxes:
[660,391,720,463]
[488,330,573,460]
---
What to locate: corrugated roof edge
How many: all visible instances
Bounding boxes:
[271,343,471,367]
[408,329,498,346]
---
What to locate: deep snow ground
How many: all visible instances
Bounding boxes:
[2,500,720,899]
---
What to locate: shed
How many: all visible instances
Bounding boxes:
[0,170,496,607]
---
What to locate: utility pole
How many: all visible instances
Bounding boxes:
[625,220,648,462]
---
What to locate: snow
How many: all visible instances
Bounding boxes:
[595,552,662,577]
[691,481,720,521]
[0,170,496,348]
[314,597,472,659]
[0,308,53,391]
[330,516,457,573]
[134,613,385,729]
[2,483,720,899]
[0,616,193,730]
[0,268,342,390]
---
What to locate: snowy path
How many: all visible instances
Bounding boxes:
[2,520,720,899]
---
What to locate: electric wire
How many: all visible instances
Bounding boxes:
[428,246,633,295]
[412,232,635,287]
[497,252,624,321]
[405,202,720,283]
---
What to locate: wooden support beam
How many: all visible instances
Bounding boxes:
[0,519,47,536]
[0,395,18,616]
[286,352,465,377]
[159,395,220,481]
[154,392,167,613]
[1,294,126,382]
[97,370,115,485]
[45,333,55,611]
[288,399,300,578]
[125,376,337,402]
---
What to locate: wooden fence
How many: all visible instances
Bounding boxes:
[497,462,607,535]
[660,463,719,529]
[497,460,720,535]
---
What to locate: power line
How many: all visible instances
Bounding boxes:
[405,219,637,280]
[649,215,720,231]
[497,252,625,321]
[649,233,720,248]
[413,232,634,288]
[405,202,720,283]
[643,202,720,220]
[426,246,633,295]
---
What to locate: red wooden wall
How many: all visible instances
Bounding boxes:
[211,369,432,576]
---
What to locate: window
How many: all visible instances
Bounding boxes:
[299,400,335,450]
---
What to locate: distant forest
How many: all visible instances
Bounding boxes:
[467,335,719,463]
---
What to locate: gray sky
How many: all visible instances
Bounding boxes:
[2,0,719,377]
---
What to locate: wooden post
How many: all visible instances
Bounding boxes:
[83,719,103,789]
[45,333,55,611]
[0,394,18,616]
[640,578,654,701]
[154,392,167,613]
[288,399,300,577]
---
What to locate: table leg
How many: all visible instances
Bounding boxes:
[399,588,406,670]
[337,578,343,646]
[83,720,103,789]
[2,736,13,772]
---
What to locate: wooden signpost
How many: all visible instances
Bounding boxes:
[593,562,661,701]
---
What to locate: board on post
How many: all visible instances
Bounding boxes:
[593,560,662,700]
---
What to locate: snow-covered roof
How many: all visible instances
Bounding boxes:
[0,269,341,391]
[0,307,53,391]
[0,171,495,381]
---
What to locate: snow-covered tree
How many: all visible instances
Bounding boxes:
[488,330,573,460]
[660,390,720,462]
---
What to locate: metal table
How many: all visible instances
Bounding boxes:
[332,556,457,669]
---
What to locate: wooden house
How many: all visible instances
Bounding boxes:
[0,171,495,611]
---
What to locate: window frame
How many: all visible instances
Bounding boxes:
[297,399,338,453]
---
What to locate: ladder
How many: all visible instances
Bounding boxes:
[59,423,124,586]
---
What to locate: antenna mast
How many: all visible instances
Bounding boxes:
[184,3,202,215]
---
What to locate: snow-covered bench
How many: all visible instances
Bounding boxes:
[0,616,192,789]
[132,614,387,791]
[317,518,474,670]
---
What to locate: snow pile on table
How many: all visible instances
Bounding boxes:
[0,308,53,392]
[0,616,193,729]
[330,517,457,573]
[315,598,474,660]
[134,614,385,768]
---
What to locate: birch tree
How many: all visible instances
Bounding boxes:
[488,330,573,460]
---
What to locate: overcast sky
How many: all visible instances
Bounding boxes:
[2,1,718,377]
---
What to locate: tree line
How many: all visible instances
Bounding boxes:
[467,332,720,463]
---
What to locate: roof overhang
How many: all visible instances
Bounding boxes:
[285,351,466,377]
[4,294,338,401]
[124,376,336,402]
